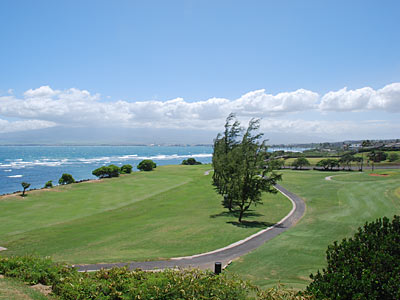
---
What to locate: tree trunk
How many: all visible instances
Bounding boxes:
[22,188,26,196]
[238,209,244,223]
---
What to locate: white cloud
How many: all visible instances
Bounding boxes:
[0,119,56,133]
[0,86,319,131]
[319,83,400,112]
[0,83,399,136]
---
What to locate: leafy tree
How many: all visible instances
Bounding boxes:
[388,152,400,162]
[291,157,310,170]
[212,114,281,223]
[137,160,157,171]
[120,164,133,174]
[44,180,53,188]
[307,216,400,299]
[182,158,202,165]
[58,173,75,185]
[367,150,388,163]
[92,165,120,178]
[21,182,30,196]
[339,153,356,170]
[316,158,339,170]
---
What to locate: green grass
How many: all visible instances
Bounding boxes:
[0,277,51,300]
[0,165,291,264]
[227,168,400,290]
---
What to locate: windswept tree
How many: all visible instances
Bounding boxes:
[212,114,281,223]
[21,182,30,197]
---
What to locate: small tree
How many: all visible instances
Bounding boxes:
[316,158,339,171]
[292,157,310,170]
[339,153,356,170]
[92,165,121,178]
[120,164,133,174]
[44,180,53,188]
[307,216,400,299]
[137,160,157,171]
[58,173,75,185]
[21,182,30,196]
[388,152,399,162]
[182,158,202,165]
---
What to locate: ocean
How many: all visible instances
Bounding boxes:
[0,145,308,196]
[0,146,213,196]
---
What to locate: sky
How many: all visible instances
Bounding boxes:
[0,0,399,144]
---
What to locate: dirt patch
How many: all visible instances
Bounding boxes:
[31,283,52,296]
[369,173,389,177]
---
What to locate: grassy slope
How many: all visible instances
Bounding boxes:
[228,169,400,290]
[0,278,50,300]
[0,165,291,264]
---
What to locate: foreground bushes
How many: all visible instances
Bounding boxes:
[0,255,312,300]
[307,215,400,299]
[0,255,75,285]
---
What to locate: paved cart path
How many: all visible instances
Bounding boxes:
[74,184,305,272]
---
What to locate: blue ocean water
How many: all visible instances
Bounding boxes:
[0,146,213,195]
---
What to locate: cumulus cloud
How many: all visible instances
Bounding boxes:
[319,83,400,112]
[0,86,319,131]
[0,83,399,135]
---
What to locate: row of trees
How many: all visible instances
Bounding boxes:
[212,114,281,223]
[289,150,395,171]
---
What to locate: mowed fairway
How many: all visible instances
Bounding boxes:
[228,169,400,289]
[0,165,291,264]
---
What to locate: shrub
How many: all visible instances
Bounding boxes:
[388,153,399,162]
[58,173,75,185]
[0,255,75,285]
[182,158,202,165]
[307,216,400,299]
[120,164,133,174]
[137,160,157,171]
[53,267,251,300]
[44,180,53,188]
[92,165,120,178]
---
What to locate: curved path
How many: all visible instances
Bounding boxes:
[74,184,305,272]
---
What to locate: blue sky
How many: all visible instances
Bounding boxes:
[0,0,399,144]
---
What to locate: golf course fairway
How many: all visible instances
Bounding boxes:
[227,168,400,289]
[0,164,291,264]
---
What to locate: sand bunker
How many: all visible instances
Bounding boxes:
[369,173,389,177]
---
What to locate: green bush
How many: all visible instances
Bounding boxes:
[92,165,121,178]
[0,255,75,285]
[1,256,314,300]
[137,160,157,171]
[58,173,75,185]
[53,267,251,300]
[44,180,53,188]
[307,216,400,299]
[120,164,133,174]
[181,158,202,165]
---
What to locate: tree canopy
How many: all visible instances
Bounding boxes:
[92,165,120,178]
[120,164,133,174]
[181,158,202,165]
[212,113,281,223]
[137,160,157,171]
[291,157,310,170]
[307,216,400,299]
[58,173,75,185]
